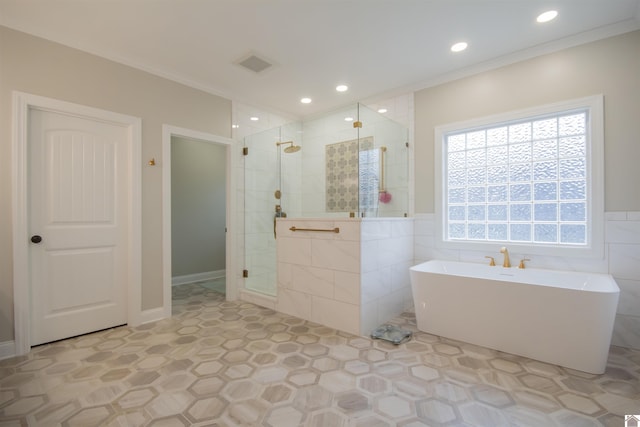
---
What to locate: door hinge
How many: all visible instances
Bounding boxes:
[353,121,362,128]
[406,142,409,148]
[243,269,249,278]
[243,147,249,156]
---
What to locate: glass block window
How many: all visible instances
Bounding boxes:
[444,109,590,246]
[359,147,379,213]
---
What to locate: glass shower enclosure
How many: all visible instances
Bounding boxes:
[243,122,302,295]
[243,103,408,297]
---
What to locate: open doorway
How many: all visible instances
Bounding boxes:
[162,125,237,318]
[171,136,226,293]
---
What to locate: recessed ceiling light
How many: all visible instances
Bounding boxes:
[451,42,468,53]
[377,108,388,114]
[537,10,558,23]
[250,116,259,121]
[300,97,312,104]
[336,85,349,92]
[344,117,354,122]
[232,124,239,129]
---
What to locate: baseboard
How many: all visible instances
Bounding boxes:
[172,270,225,286]
[0,340,16,361]
[139,307,170,325]
[239,290,276,310]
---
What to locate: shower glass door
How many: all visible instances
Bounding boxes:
[244,127,278,296]
[357,103,409,217]
[243,123,301,297]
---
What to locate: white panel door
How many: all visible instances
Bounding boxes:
[29,108,129,345]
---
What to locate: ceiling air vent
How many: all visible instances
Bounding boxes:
[236,53,273,73]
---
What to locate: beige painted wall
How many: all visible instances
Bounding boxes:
[414,30,640,214]
[0,27,232,342]
[171,137,226,277]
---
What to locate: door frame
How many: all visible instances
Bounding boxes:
[161,125,237,317]
[12,91,142,356]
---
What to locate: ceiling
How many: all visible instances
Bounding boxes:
[1,0,639,119]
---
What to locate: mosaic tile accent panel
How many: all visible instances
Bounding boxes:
[326,136,373,212]
[1,283,639,426]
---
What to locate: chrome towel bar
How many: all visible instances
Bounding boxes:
[289,226,340,233]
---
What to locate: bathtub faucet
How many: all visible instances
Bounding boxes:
[500,247,511,268]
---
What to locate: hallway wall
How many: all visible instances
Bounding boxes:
[0,26,232,343]
[171,137,227,278]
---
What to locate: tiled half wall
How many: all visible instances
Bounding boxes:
[275,218,414,336]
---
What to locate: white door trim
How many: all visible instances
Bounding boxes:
[12,91,142,356]
[161,125,237,318]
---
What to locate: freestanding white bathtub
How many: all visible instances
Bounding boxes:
[410,260,620,374]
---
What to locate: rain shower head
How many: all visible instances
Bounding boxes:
[276,141,301,153]
[284,145,301,153]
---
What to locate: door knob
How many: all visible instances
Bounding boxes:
[30,235,42,244]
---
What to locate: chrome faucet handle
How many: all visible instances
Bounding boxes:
[485,256,495,266]
[518,258,531,269]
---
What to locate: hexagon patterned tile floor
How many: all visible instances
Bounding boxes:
[1,283,639,426]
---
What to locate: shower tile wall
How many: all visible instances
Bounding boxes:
[301,106,408,218]
[360,218,414,334]
[607,211,640,349]
[301,109,359,218]
[275,218,413,337]
[413,211,640,350]
[232,101,292,298]
[276,219,362,335]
